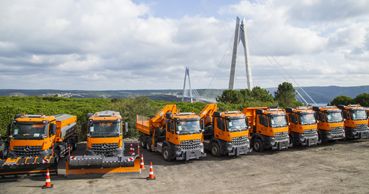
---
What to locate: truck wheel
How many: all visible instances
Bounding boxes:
[54,149,60,164]
[146,138,152,152]
[140,136,146,149]
[0,143,9,159]
[289,135,294,148]
[73,137,78,151]
[162,146,173,161]
[210,142,221,157]
[253,139,264,152]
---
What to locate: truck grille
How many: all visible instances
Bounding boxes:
[91,143,118,154]
[180,139,201,150]
[274,132,288,141]
[356,124,368,131]
[231,136,248,146]
[304,129,317,137]
[330,126,344,134]
[13,146,42,157]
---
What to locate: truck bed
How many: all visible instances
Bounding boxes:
[54,114,77,140]
[136,115,151,135]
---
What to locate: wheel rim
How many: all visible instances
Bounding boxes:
[141,138,145,147]
[163,149,168,160]
[74,141,77,150]
[146,142,150,150]
[211,145,218,156]
[4,147,8,157]
[254,142,260,151]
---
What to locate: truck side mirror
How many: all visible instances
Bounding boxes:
[81,122,87,134]
[261,117,266,127]
[7,124,11,136]
[201,120,205,129]
[343,111,348,119]
[50,123,57,135]
[293,116,298,124]
[125,122,128,133]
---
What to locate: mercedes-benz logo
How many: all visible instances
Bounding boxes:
[24,145,30,152]
[102,143,108,149]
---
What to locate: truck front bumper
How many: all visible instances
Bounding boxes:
[265,137,289,150]
[345,127,369,139]
[174,144,206,161]
[320,128,345,141]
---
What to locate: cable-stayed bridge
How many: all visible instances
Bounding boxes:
[182,17,317,105]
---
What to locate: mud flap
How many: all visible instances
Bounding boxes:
[65,155,141,178]
[0,156,57,177]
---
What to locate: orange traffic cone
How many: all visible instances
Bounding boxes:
[132,150,136,157]
[140,154,146,170]
[42,168,53,189]
[146,162,155,180]
[129,142,134,154]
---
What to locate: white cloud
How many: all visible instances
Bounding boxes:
[0,0,369,91]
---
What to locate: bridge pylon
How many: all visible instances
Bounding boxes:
[182,67,193,103]
[229,16,253,90]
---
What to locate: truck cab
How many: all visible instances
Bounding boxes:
[84,111,128,157]
[312,106,345,142]
[286,107,318,147]
[199,104,250,157]
[337,104,369,139]
[243,107,289,152]
[7,114,58,160]
[137,105,206,161]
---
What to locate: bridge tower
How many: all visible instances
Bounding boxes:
[182,67,193,103]
[229,16,253,90]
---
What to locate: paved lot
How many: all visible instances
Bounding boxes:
[1,139,369,193]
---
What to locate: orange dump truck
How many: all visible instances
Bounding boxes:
[337,104,369,139]
[312,106,345,142]
[137,105,206,161]
[199,104,251,157]
[0,113,77,177]
[286,107,319,147]
[65,110,140,178]
[242,107,289,152]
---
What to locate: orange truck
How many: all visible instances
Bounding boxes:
[0,113,77,177]
[137,105,206,161]
[286,107,319,147]
[199,104,251,157]
[337,104,369,139]
[312,106,345,142]
[65,110,140,177]
[242,107,289,152]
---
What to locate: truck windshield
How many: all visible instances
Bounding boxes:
[226,118,248,132]
[176,120,201,135]
[13,123,47,139]
[325,112,343,123]
[351,109,367,120]
[90,122,121,137]
[299,113,316,125]
[270,115,288,128]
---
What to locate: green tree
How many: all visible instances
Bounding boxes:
[354,93,369,107]
[274,82,297,108]
[328,95,354,106]
[216,90,244,104]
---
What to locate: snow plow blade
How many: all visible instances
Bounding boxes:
[65,155,141,178]
[0,156,57,178]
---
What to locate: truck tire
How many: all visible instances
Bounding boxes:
[54,149,60,164]
[289,135,294,148]
[317,133,322,144]
[140,136,146,149]
[72,137,78,151]
[253,139,264,152]
[210,142,221,157]
[146,138,152,152]
[0,142,9,159]
[162,146,173,161]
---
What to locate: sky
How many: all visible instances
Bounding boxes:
[0,0,369,90]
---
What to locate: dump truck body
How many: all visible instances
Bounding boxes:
[65,110,140,178]
[242,107,289,152]
[137,105,206,161]
[0,113,77,177]
[337,105,369,139]
[312,106,345,142]
[199,104,250,157]
[286,107,319,147]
